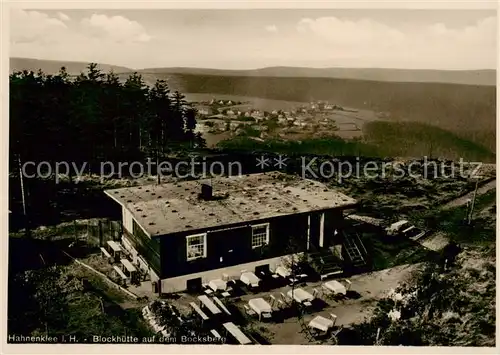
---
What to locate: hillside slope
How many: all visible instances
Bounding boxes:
[141,67,496,86]
[10,58,132,75]
[11,58,495,86]
[167,73,496,151]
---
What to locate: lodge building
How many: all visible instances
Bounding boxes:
[104,172,360,294]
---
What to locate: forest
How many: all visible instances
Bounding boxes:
[9,63,205,229]
[10,63,204,173]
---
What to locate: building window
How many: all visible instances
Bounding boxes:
[186,233,207,261]
[251,223,269,249]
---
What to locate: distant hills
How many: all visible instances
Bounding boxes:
[10,57,496,86]
[10,57,131,76]
[142,66,496,86]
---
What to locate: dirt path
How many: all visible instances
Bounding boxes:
[442,179,496,209]
[417,179,495,252]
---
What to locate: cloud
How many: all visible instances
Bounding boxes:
[294,16,496,69]
[10,9,153,68]
[265,25,278,33]
[296,17,405,46]
[80,14,151,43]
[10,9,67,44]
[57,12,70,22]
[10,9,151,47]
[9,9,496,70]
[425,16,496,45]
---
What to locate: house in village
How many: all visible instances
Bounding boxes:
[194,123,205,134]
[229,120,252,130]
[196,106,212,116]
[251,110,263,118]
[104,173,361,294]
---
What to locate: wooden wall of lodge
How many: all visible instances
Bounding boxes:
[122,207,347,280]
[157,208,345,279]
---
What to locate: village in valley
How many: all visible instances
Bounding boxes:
[192,98,368,142]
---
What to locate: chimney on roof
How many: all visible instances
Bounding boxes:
[200,183,213,201]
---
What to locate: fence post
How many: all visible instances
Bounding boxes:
[99,220,103,247]
[73,220,77,243]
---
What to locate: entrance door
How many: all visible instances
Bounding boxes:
[211,227,245,268]
[255,264,270,277]
[186,277,202,294]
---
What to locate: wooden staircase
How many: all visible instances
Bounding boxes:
[342,230,368,269]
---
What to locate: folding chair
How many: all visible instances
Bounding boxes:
[344,279,352,291]
[244,304,256,316]
[330,313,338,326]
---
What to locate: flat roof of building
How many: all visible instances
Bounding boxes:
[105,172,356,237]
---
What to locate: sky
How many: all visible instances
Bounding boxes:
[9,8,498,70]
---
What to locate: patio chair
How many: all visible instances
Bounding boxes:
[344,279,352,291]
[329,313,338,326]
[244,304,256,316]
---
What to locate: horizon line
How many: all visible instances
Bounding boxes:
[10,57,497,73]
